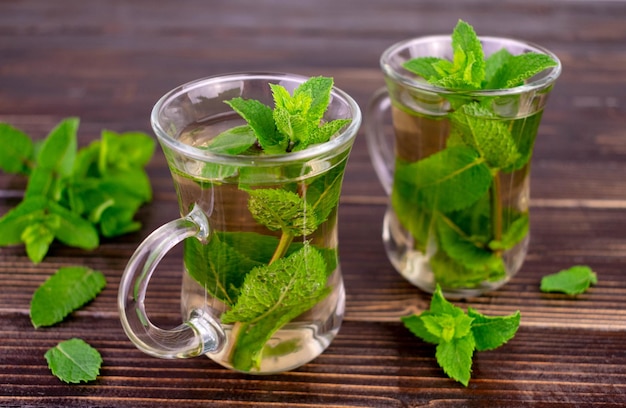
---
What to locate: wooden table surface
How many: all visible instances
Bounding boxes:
[2,1,626,406]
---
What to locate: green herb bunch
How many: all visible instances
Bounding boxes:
[393,20,558,288]
[0,119,155,263]
[403,284,521,386]
[185,76,352,372]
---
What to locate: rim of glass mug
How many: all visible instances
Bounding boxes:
[380,35,562,96]
[151,72,362,166]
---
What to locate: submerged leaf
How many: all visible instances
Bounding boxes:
[393,146,493,213]
[247,188,318,236]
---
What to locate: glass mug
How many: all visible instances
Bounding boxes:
[366,36,561,298]
[118,73,361,373]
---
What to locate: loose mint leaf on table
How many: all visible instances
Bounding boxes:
[0,123,34,174]
[36,117,79,177]
[436,334,475,387]
[0,196,99,263]
[30,266,106,328]
[0,119,154,263]
[540,265,597,295]
[402,285,521,386]
[44,338,102,383]
[468,308,520,351]
[99,130,155,172]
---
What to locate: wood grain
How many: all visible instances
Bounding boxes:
[1,0,626,406]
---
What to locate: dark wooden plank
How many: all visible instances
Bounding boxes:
[1,318,625,406]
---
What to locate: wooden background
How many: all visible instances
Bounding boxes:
[1,0,626,406]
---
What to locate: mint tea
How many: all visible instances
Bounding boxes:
[174,117,348,373]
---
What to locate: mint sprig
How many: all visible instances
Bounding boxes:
[185,76,349,372]
[402,285,521,386]
[0,119,155,263]
[211,76,351,154]
[392,20,558,288]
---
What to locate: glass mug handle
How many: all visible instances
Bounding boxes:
[365,87,394,195]
[117,204,225,359]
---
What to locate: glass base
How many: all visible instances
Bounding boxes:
[382,208,528,299]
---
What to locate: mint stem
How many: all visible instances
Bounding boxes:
[490,171,503,249]
[270,231,294,264]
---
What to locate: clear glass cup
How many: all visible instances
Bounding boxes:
[366,36,561,298]
[118,73,361,373]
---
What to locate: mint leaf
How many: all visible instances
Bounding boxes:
[45,338,102,383]
[0,119,152,263]
[437,215,498,270]
[47,199,100,250]
[271,83,313,146]
[402,312,440,345]
[221,243,328,324]
[489,214,529,251]
[450,102,520,170]
[247,188,318,236]
[436,335,475,387]
[468,308,520,351]
[301,119,352,151]
[205,125,257,154]
[0,196,98,263]
[24,167,58,200]
[403,57,447,82]
[184,234,262,306]
[0,123,34,174]
[393,146,493,213]
[225,97,285,154]
[489,53,558,89]
[30,266,106,328]
[0,196,49,246]
[483,48,514,88]
[99,130,155,173]
[422,312,473,343]
[540,265,597,295]
[222,76,349,154]
[21,221,56,264]
[429,284,463,316]
[294,76,333,126]
[431,249,505,289]
[222,244,330,371]
[305,162,346,224]
[37,118,79,177]
[426,20,484,90]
